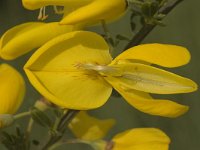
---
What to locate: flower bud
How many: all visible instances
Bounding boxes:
[0,64,25,114]
[0,114,14,128]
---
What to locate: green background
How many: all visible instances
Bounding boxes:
[0,0,200,150]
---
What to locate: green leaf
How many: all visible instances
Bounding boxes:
[141,3,152,18]
[150,2,159,15]
[30,107,53,128]
[155,13,166,20]
[0,127,30,150]
[131,22,136,31]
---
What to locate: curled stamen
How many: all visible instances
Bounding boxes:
[38,7,48,20]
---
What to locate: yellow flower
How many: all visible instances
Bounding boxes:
[24,31,197,118]
[22,0,92,10]
[22,0,127,25]
[69,111,115,141]
[68,112,169,150]
[60,0,127,25]
[111,128,170,150]
[0,22,76,60]
[0,64,25,114]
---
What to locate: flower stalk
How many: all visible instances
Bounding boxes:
[41,110,79,150]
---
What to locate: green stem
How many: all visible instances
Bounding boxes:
[41,110,79,150]
[124,0,184,50]
[101,20,114,54]
[13,111,31,120]
[26,118,34,138]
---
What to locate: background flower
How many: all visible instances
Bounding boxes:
[0,22,76,60]
[0,63,25,114]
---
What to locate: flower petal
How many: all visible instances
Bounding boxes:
[0,64,25,114]
[0,22,75,60]
[22,0,92,10]
[60,0,126,25]
[105,77,189,117]
[107,63,197,94]
[69,111,115,141]
[112,43,191,68]
[24,31,112,109]
[112,128,170,150]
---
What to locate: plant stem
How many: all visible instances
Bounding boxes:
[13,111,31,120]
[41,110,79,150]
[101,20,114,54]
[26,118,34,138]
[124,0,184,49]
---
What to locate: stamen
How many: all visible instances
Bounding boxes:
[75,63,122,76]
[38,7,48,20]
[53,6,64,14]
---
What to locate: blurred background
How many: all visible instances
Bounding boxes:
[0,0,200,149]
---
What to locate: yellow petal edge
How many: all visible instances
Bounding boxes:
[112,128,170,150]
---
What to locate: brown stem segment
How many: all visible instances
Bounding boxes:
[124,0,184,50]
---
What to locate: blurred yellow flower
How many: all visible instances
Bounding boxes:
[24,31,197,118]
[111,128,170,150]
[0,64,25,114]
[69,111,115,141]
[22,0,127,25]
[68,112,169,150]
[0,22,76,60]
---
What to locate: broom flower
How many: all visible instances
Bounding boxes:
[69,112,170,150]
[24,31,197,118]
[0,22,76,60]
[0,64,25,114]
[22,0,127,25]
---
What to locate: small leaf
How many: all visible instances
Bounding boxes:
[130,22,136,31]
[141,3,152,17]
[31,107,53,128]
[1,131,14,143]
[150,2,159,15]
[152,19,166,26]
[16,126,22,137]
[107,37,115,47]
[155,13,166,20]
